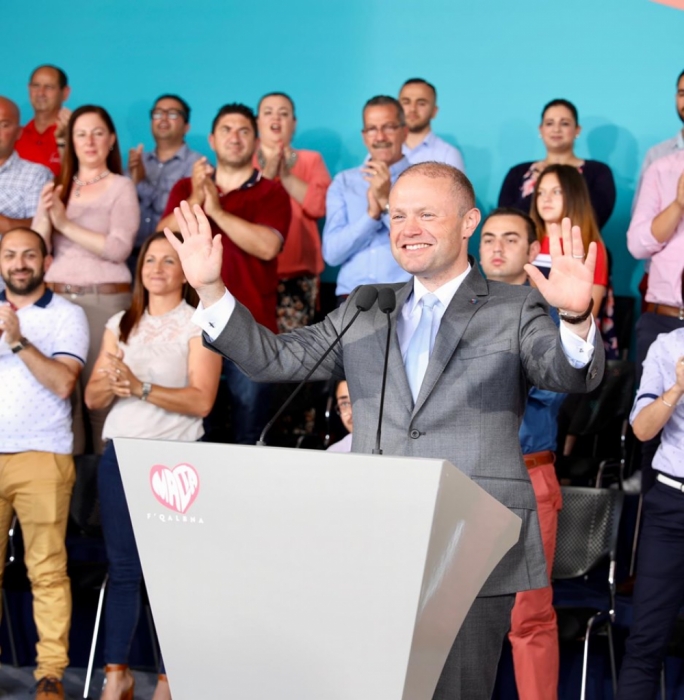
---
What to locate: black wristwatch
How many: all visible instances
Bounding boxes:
[11,337,30,353]
[558,299,593,325]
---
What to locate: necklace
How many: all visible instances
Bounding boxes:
[73,170,110,197]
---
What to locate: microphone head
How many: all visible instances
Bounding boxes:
[377,287,397,313]
[355,285,379,311]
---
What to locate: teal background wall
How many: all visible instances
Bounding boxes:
[2,0,682,292]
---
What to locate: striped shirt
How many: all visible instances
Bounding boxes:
[0,151,53,220]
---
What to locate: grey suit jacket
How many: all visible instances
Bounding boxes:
[208,263,605,596]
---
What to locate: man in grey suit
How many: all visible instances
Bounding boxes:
[164,162,604,700]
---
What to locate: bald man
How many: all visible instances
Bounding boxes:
[0,97,54,236]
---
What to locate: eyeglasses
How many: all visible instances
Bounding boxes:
[151,109,185,121]
[336,400,352,415]
[362,123,403,137]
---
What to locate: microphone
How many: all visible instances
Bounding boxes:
[257,285,379,446]
[372,287,396,455]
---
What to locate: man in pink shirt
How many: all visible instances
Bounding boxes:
[627,148,684,491]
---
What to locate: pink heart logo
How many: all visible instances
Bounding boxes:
[150,463,200,514]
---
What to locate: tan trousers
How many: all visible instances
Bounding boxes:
[0,451,75,680]
[59,291,131,454]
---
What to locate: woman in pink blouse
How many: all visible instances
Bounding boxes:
[33,105,140,453]
[255,92,331,331]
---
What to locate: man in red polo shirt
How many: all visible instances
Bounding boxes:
[160,103,291,444]
[15,65,71,177]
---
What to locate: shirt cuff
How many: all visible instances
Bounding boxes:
[559,317,596,368]
[191,289,235,341]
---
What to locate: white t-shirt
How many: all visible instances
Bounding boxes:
[0,289,89,454]
[102,300,204,442]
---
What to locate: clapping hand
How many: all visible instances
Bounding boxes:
[99,348,141,399]
[362,161,391,219]
[128,144,145,184]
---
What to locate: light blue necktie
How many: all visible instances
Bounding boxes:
[404,293,440,401]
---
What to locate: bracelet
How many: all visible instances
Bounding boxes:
[558,298,593,325]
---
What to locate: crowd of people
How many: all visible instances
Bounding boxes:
[0,62,683,700]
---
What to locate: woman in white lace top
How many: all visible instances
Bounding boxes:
[84,231,221,700]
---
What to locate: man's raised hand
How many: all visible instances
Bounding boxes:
[524,217,596,317]
[163,201,226,306]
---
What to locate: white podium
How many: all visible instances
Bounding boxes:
[114,439,521,700]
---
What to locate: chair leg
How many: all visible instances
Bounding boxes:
[83,574,108,699]
[1,589,19,667]
[630,494,643,577]
[607,622,618,695]
[661,662,666,700]
[580,615,598,700]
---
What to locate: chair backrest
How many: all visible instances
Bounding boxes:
[552,486,624,579]
[567,360,635,437]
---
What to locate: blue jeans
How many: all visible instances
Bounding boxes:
[222,359,273,445]
[98,441,143,664]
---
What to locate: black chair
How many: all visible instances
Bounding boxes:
[553,486,625,700]
[559,359,636,486]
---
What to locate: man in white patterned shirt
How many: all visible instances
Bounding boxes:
[0,97,54,235]
[0,227,88,699]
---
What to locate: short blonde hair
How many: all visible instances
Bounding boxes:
[396,161,475,214]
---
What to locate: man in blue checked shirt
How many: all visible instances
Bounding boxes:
[322,95,411,304]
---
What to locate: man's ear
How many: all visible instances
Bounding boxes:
[208,133,215,151]
[432,104,439,120]
[528,240,541,262]
[462,207,482,240]
[61,86,71,104]
[43,254,54,275]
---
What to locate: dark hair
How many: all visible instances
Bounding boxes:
[118,231,198,344]
[153,94,191,122]
[401,78,437,101]
[397,161,475,214]
[257,92,296,119]
[211,103,257,136]
[530,164,601,250]
[678,69,684,86]
[363,95,405,126]
[0,227,49,257]
[482,208,537,245]
[30,65,68,89]
[57,105,122,203]
[540,99,579,125]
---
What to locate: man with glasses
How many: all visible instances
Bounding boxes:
[322,95,411,304]
[127,94,201,266]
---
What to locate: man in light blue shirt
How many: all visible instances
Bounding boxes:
[322,95,411,301]
[399,78,465,173]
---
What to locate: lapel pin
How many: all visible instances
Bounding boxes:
[469,298,478,304]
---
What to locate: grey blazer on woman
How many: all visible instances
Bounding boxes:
[207,263,604,596]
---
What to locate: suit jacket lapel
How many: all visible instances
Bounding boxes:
[373,282,414,414]
[412,265,490,416]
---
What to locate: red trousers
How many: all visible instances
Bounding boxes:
[509,461,562,700]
